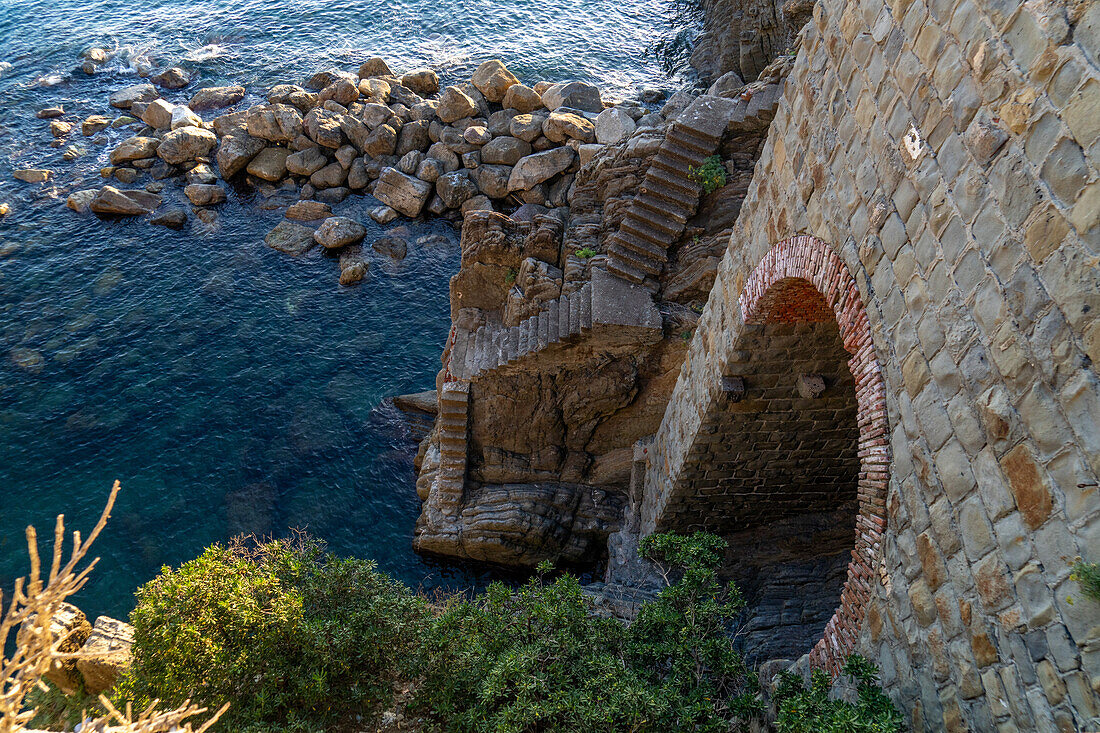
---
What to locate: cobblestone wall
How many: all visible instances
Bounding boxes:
[638,0,1100,728]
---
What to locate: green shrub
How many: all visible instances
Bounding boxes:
[116,535,426,732]
[575,247,597,259]
[689,155,727,194]
[413,532,762,732]
[1070,559,1100,603]
[773,655,905,733]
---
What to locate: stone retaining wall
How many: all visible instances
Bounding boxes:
[638,0,1100,728]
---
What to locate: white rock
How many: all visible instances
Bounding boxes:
[595,107,637,145]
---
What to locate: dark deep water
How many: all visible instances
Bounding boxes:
[0,0,699,622]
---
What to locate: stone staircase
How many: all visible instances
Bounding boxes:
[451,282,594,381]
[431,380,470,516]
[606,97,735,284]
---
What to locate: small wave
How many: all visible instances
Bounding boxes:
[0,62,12,79]
[185,44,229,62]
[32,71,67,87]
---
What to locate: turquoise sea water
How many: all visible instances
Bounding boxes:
[0,0,697,622]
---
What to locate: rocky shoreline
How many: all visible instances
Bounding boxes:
[14,54,666,286]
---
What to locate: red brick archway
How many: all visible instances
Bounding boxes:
[739,235,889,674]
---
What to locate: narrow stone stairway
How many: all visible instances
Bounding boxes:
[606,96,737,284]
[451,281,594,381]
[431,380,470,515]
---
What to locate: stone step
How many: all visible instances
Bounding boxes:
[662,140,711,167]
[579,283,593,328]
[643,167,698,198]
[558,295,571,338]
[440,412,466,428]
[548,300,561,343]
[634,194,690,226]
[621,212,677,243]
[607,257,648,284]
[630,207,682,238]
[519,317,532,355]
[441,381,469,400]
[537,309,550,349]
[608,242,663,276]
[641,179,697,208]
[668,123,720,153]
[609,230,668,262]
[651,154,697,179]
[568,289,582,335]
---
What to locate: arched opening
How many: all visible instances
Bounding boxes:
[654,236,888,672]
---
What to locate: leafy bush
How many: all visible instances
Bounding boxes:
[116,535,425,732]
[1070,558,1100,603]
[773,655,905,733]
[689,155,727,194]
[413,532,761,732]
[575,247,597,259]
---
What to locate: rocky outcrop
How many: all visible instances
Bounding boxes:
[688,0,811,84]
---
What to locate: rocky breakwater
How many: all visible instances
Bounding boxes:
[25,56,652,286]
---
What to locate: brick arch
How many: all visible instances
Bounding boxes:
[738,235,889,674]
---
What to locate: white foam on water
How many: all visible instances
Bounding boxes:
[185,43,228,62]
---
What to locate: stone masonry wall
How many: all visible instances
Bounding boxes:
[636,0,1100,729]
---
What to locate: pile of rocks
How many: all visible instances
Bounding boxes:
[26,602,134,697]
[47,57,658,284]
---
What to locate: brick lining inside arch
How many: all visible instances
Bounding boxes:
[738,235,890,675]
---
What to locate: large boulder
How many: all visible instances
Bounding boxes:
[184,183,227,206]
[66,189,98,213]
[540,81,602,113]
[473,164,512,199]
[595,107,636,145]
[171,105,203,130]
[543,110,595,143]
[246,147,290,181]
[314,216,366,248]
[189,85,246,111]
[151,66,190,89]
[509,113,547,142]
[303,108,345,148]
[319,78,359,106]
[140,99,177,130]
[502,83,543,113]
[471,60,518,103]
[358,57,393,78]
[110,136,160,164]
[246,103,304,143]
[374,167,432,217]
[480,136,531,166]
[310,161,347,188]
[76,617,134,695]
[401,68,439,95]
[109,83,157,109]
[216,134,266,177]
[508,147,575,191]
[21,603,91,694]
[285,146,328,176]
[90,186,162,216]
[157,126,217,165]
[362,124,397,157]
[396,120,431,156]
[436,170,479,208]
[436,86,478,124]
[265,220,316,255]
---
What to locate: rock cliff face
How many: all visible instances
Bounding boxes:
[414,57,791,568]
[689,0,812,84]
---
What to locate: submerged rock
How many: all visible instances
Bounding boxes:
[90,186,161,216]
[13,169,52,183]
[264,220,316,255]
[150,209,187,228]
[372,235,408,260]
[184,183,227,206]
[152,66,190,89]
[314,216,366,249]
[338,246,368,285]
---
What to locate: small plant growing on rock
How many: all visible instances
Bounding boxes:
[504,267,517,285]
[1069,558,1100,603]
[575,247,597,259]
[689,155,727,195]
[773,654,904,733]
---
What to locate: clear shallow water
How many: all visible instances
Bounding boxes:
[0,0,697,622]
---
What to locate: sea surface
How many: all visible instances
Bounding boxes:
[0,0,699,622]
